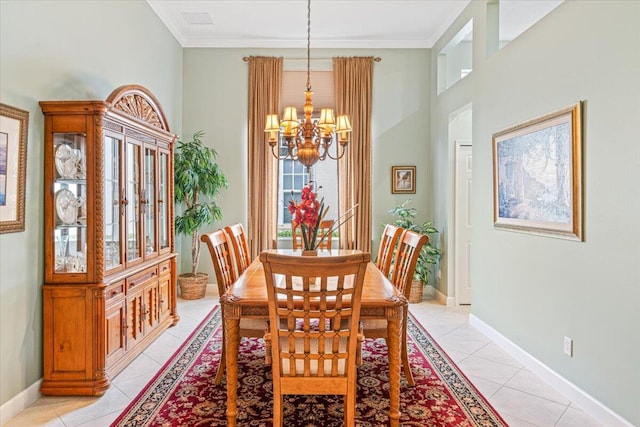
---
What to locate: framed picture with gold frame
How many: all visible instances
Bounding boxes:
[391,166,416,194]
[492,102,582,241]
[0,103,29,234]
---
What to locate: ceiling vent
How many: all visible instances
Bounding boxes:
[181,12,213,25]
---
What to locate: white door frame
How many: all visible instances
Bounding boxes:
[445,103,472,306]
[454,142,472,305]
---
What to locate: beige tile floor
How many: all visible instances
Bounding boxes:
[5,287,602,427]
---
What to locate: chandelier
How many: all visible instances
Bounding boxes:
[264,0,351,171]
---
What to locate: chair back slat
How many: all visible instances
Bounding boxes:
[224,223,251,276]
[291,220,303,250]
[201,230,237,296]
[376,224,403,277]
[390,229,429,297]
[316,219,334,251]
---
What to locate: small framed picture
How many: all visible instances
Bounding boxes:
[391,166,416,194]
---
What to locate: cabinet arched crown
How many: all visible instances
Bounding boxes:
[106,85,171,132]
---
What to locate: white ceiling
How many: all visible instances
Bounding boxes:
[146,0,472,48]
[146,0,564,49]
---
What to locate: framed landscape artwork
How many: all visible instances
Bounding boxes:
[0,103,29,234]
[492,102,583,241]
[392,166,416,194]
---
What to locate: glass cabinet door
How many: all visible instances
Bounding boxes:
[53,133,87,274]
[143,146,157,256]
[158,151,170,252]
[104,135,122,271]
[126,140,142,263]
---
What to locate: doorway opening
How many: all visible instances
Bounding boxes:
[448,104,472,305]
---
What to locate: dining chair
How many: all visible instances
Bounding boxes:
[291,219,334,251]
[201,229,266,385]
[291,220,303,250]
[362,229,428,386]
[316,219,334,251]
[375,224,403,278]
[224,223,251,276]
[260,252,370,427]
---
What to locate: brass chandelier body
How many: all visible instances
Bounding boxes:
[264,0,351,171]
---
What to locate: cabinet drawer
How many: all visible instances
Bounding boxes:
[158,260,171,277]
[126,266,158,291]
[105,281,125,303]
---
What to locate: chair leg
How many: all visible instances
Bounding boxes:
[356,322,364,365]
[214,340,226,385]
[264,327,272,365]
[345,381,357,427]
[401,311,415,386]
[401,336,415,386]
[273,394,283,427]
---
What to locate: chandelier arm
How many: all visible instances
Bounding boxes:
[315,137,331,161]
[271,145,289,160]
[288,135,298,150]
[317,143,328,161]
[325,142,347,160]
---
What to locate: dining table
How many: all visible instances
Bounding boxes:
[220,249,408,427]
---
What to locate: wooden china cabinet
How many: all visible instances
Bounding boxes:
[40,85,179,396]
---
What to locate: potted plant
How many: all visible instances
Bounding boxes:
[386,199,443,303]
[174,130,228,299]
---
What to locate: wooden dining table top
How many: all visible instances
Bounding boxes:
[224,249,406,309]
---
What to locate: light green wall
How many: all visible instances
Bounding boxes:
[0,0,182,406]
[431,1,640,424]
[182,48,433,280]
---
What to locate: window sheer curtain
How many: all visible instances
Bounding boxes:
[334,57,374,252]
[247,56,283,259]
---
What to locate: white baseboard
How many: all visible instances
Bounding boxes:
[426,285,453,306]
[0,378,42,425]
[469,314,634,427]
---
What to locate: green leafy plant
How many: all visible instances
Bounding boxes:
[387,199,443,286]
[174,130,228,275]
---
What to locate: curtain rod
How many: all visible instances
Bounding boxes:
[243,56,381,62]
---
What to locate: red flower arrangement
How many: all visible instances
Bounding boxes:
[288,182,358,251]
[288,182,326,251]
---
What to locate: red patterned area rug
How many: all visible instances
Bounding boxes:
[112,306,507,426]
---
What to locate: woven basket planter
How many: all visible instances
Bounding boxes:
[408,280,424,304]
[178,273,208,300]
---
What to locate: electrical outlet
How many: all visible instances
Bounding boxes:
[564,336,573,357]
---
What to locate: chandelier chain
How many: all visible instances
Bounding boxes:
[263,0,350,171]
[306,0,311,91]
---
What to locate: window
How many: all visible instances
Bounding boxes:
[278,157,309,224]
[437,19,473,94]
[486,0,564,55]
[499,0,563,45]
[277,154,338,229]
